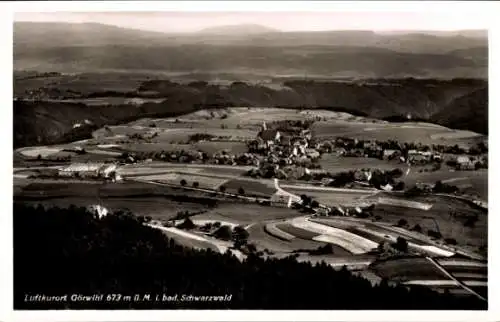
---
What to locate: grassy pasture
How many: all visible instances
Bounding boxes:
[285,188,373,207]
[276,223,320,240]
[47,97,165,106]
[247,222,327,254]
[15,180,210,199]
[18,147,62,158]
[92,125,153,138]
[223,178,277,197]
[369,196,487,252]
[319,154,401,172]
[403,169,488,201]
[370,257,452,282]
[312,120,484,147]
[199,166,248,176]
[14,73,145,95]
[195,202,300,224]
[142,173,229,190]
[195,141,249,154]
[96,140,248,156]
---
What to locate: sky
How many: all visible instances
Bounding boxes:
[14,11,488,33]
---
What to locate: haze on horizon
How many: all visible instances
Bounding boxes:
[14,11,488,34]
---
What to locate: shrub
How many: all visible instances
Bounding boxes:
[232,226,249,249]
[177,218,195,230]
[427,230,442,239]
[213,225,232,241]
[411,224,422,233]
[397,219,408,227]
[393,237,409,253]
[444,238,457,245]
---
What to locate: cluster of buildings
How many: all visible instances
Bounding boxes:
[58,163,120,181]
[243,122,325,179]
[454,155,487,170]
[405,150,442,164]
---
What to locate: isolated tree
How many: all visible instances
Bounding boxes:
[37,154,42,160]
[397,219,408,227]
[377,241,387,253]
[232,226,249,249]
[394,181,405,191]
[238,187,245,195]
[300,194,311,206]
[411,224,422,233]
[177,217,195,230]
[192,181,200,188]
[427,230,442,239]
[444,238,457,245]
[180,179,187,187]
[246,243,257,254]
[394,237,409,253]
[219,185,226,193]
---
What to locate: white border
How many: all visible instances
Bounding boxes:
[1,1,499,321]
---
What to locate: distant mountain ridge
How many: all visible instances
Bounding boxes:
[197,24,279,35]
[13,22,488,79]
[14,22,487,52]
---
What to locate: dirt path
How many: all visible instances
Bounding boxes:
[147,223,245,261]
[426,257,487,302]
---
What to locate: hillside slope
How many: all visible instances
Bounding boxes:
[431,88,488,134]
[13,79,487,148]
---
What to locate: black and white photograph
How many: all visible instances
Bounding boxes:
[5,1,497,316]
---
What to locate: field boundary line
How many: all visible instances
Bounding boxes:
[426,257,487,302]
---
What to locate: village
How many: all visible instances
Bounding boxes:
[24,117,488,196]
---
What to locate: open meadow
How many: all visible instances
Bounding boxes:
[319,154,401,172]
[312,120,485,148]
[367,194,487,255]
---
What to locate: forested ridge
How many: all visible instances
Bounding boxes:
[13,78,487,148]
[14,203,487,310]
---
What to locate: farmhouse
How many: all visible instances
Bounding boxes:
[258,129,281,147]
[456,156,475,170]
[270,194,293,207]
[383,149,400,160]
[58,163,118,179]
[305,148,320,159]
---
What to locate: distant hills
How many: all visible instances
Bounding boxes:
[197,24,279,35]
[13,22,488,78]
[12,22,488,146]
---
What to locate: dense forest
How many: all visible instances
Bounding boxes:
[14,203,487,310]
